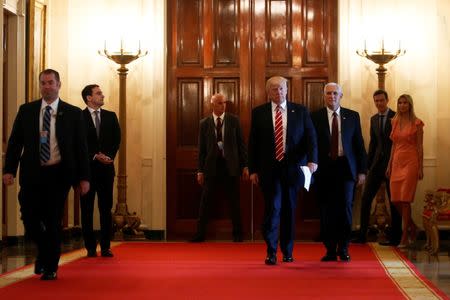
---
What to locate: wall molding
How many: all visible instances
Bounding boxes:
[424,157,437,167]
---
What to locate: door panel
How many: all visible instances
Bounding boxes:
[167,0,337,240]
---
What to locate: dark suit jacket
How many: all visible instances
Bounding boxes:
[4,99,90,186]
[311,107,367,180]
[198,113,247,177]
[83,108,121,176]
[367,109,395,173]
[248,101,318,188]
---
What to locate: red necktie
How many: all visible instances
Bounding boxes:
[274,106,284,161]
[330,112,339,160]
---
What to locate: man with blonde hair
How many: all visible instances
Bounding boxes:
[248,76,318,265]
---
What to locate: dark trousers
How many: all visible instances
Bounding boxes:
[18,164,71,272]
[317,157,355,255]
[359,168,402,243]
[196,158,242,238]
[80,165,114,251]
[261,160,300,257]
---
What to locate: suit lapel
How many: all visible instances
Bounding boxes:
[223,114,231,144]
[207,116,216,145]
[385,109,395,136]
[266,103,275,136]
[31,100,43,151]
[321,108,331,139]
[286,102,299,147]
[340,108,349,139]
[99,109,106,138]
[84,108,97,137]
[55,100,66,144]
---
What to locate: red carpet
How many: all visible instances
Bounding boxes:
[0,242,448,299]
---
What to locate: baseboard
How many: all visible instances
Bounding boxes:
[143,230,165,240]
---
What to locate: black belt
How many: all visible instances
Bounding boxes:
[40,162,61,169]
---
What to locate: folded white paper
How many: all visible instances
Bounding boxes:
[300,166,312,191]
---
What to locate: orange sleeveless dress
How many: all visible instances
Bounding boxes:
[389,118,424,202]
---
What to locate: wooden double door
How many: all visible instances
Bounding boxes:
[167,0,337,240]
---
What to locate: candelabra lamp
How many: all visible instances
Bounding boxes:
[356,40,405,242]
[356,40,405,89]
[99,43,147,240]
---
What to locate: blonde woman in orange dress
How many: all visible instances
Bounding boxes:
[386,94,424,247]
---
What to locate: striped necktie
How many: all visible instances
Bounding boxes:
[40,106,52,163]
[274,105,284,161]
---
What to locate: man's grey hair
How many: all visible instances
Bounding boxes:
[323,82,343,95]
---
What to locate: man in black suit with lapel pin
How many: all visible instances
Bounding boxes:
[190,93,248,242]
[248,76,318,265]
[3,69,90,280]
[80,84,121,257]
[353,89,401,245]
[311,82,367,262]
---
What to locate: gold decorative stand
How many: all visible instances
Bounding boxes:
[99,44,147,240]
[356,40,405,90]
[356,40,405,240]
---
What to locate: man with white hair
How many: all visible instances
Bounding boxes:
[190,93,248,242]
[311,82,367,262]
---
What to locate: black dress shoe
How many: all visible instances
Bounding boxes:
[339,253,351,262]
[101,249,114,257]
[282,256,294,262]
[87,249,97,257]
[265,255,277,265]
[321,254,337,262]
[34,261,45,275]
[189,235,205,243]
[40,271,57,280]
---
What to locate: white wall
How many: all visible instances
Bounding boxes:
[45,0,167,231]
[339,0,450,226]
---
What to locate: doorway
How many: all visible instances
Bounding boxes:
[166,0,337,240]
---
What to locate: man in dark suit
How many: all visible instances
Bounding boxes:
[353,89,401,245]
[80,84,121,257]
[311,82,367,262]
[248,76,318,265]
[190,93,248,242]
[2,69,90,280]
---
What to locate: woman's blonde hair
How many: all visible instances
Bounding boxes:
[394,94,417,121]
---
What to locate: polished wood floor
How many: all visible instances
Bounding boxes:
[1,235,449,297]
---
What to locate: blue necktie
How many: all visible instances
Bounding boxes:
[40,106,51,163]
